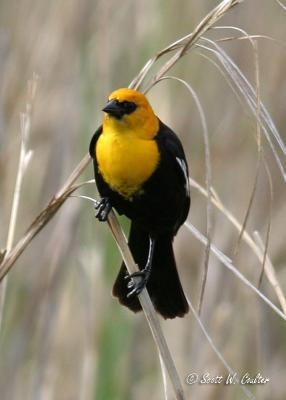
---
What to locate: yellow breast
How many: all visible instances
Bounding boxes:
[96,127,160,199]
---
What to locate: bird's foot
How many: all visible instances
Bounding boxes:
[94,197,112,221]
[125,265,151,298]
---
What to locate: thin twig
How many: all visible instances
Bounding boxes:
[187,295,255,400]
[159,354,169,400]
[257,160,273,288]
[275,0,286,11]
[130,0,244,93]
[212,26,286,49]
[107,210,185,400]
[233,38,262,256]
[254,231,286,313]
[184,221,286,321]
[210,28,268,261]
[0,153,91,282]
[197,37,286,179]
[188,177,286,315]
[0,75,37,331]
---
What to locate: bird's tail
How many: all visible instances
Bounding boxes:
[112,223,189,319]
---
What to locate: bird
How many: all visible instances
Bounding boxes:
[89,88,190,319]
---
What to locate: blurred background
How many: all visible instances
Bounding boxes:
[0,0,285,399]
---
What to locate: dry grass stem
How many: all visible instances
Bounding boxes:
[189,177,286,316]
[107,210,185,400]
[130,0,244,93]
[230,35,262,256]
[0,154,91,282]
[275,0,286,10]
[197,37,286,180]
[185,221,286,321]
[213,29,286,49]
[159,354,169,400]
[257,161,273,288]
[0,75,38,331]
[214,28,277,275]
[187,295,256,400]
[253,232,286,314]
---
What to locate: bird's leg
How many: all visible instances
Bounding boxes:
[94,197,112,221]
[125,236,156,298]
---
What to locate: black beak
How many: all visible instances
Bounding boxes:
[102,99,124,119]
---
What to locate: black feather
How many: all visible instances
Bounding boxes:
[89,119,190,319]
[113,222,189,319]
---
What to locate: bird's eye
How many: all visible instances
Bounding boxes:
[120,101,137,114]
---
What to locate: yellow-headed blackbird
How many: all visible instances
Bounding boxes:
[89,88,190,319]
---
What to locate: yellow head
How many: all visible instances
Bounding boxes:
[102,88,159,139]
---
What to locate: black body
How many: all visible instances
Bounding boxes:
[89,120,190,318]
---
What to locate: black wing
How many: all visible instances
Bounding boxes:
[89,125,103,182]
[89,125,102,159]
[154,120,191,231]
[157,120,190,200]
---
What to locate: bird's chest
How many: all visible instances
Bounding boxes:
[96,132,160,199]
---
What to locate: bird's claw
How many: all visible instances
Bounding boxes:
[125,268,150,298]
[94,198,112,221]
